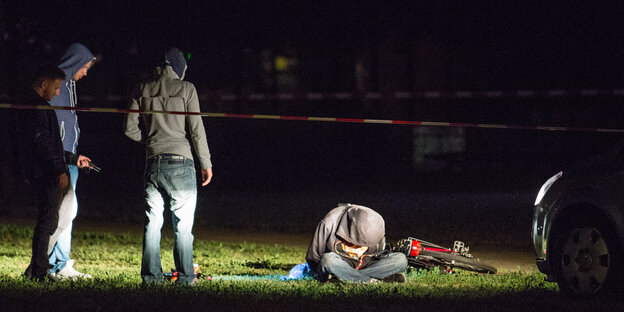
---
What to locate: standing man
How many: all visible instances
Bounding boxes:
[14,65,69,281]
[125,47,213,286]
[306,204,408,283]
[47,43,95,280]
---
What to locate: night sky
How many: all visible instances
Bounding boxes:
[4,1,624,90]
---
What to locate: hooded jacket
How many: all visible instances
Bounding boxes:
[49,43,95,154]
[125,66,212,169]
[306,204,387,273]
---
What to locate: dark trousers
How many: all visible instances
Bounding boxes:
[30,179,67,278]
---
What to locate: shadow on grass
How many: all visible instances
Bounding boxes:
[243,260,297,271]
[0,278,622,312]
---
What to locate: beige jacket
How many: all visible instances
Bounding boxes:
[125,66,212,169]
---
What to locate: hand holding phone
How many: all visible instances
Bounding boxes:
[88,161,102,173]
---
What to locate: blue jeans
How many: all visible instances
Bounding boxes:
[48,165,78,273]
[141,156,197,285]
[319,252,407,283]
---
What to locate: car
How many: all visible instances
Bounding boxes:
[532,142,624,296]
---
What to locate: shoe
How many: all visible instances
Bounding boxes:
[24,265,32,278]
[382,273,407,283]
[322,274,341,284]
[176,277,200,287]
[25,264,52,282]
[141,280,164,287]
[53,260,92,281]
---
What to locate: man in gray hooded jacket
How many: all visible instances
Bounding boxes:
[306,204,407,283]
[125,47,213,286]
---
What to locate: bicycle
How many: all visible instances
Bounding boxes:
[392,237,497,274]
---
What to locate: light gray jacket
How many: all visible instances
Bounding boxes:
[306,204,386,273]
[125,66,212,169]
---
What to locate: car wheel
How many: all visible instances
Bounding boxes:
[552,219,620,296]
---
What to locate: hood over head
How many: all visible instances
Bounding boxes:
[57,43,95,81]
[164,47,188,80]
[335,206,385,248]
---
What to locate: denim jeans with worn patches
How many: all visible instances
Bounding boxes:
[141,156,197,285]
[319,252,407,283]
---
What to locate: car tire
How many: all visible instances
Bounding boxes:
[551,214,622,296]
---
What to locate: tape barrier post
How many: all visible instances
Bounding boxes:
[1,103,624,134]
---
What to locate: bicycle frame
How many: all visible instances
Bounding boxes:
[392,237,496,274]
[399,237,472,258]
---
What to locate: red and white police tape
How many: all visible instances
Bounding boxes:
[1,103,623,133]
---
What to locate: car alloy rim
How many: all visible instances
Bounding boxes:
[560,226,610,294]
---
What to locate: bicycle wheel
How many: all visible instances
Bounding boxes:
[420,249,497,274]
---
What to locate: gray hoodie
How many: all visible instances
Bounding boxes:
[306,204,386,273]
[125,66,212,169]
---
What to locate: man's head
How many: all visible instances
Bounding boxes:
[74,60,93,81]
[57,43,96,82]
[164,47,188,80]
[335,205,385,248]
[31,65,66,101]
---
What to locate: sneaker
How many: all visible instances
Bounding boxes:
[382,273,407,283]
[53,260,92,281]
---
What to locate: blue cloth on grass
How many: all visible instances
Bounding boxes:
[279,263,313,281]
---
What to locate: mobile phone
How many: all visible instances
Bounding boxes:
[88,161,102,173]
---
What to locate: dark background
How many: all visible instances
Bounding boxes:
[1,1,623,246]
[2,1,624,92]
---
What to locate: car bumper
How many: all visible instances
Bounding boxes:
[536,259,549,274]
[536,259,556,282]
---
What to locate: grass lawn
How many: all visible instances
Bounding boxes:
[0,223,621,311]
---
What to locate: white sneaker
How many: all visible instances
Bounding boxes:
[53,260,92,281]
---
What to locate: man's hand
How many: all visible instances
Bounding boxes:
[201,168,213,186]
[76,155,92,169]
[58,172,69,190]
